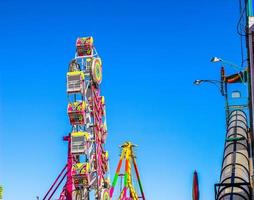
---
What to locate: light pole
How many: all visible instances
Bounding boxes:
[210,57,251,122]
[193,78,229,120]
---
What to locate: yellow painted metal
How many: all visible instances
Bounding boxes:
[119,142,139,200]
[101,189,110,200]
[92,58,102,84]
[71,131,90,139]
[73,162,90,174]
[101,96,105,105]
[79,36,93,45]
[68,101,86,111]
[67,71,85,80]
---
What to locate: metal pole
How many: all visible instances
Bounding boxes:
[245,0,254,191]
[221,67,229,121]
[247,0,253,17]
[247,0,254,135]
[224,81,229,122]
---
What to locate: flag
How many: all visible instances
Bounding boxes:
[225,69,248,83]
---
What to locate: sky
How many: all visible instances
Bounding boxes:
[0,0,250,199]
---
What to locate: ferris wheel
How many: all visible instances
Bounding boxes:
[43,37,146,200]
[67,36,110,200]
[43,36,110,200]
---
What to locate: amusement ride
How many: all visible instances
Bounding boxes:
[42,37,145,200]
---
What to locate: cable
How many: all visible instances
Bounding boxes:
[237,0,251,70]
[239,0,245,66]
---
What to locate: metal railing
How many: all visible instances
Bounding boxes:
[215,110,252,200]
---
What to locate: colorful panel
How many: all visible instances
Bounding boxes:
[71,131,90,154]
[76,37,94,57]
[68,101,86,125]
[72,163,90,188]
[92,58,102,84]
[66,71,85,94]
[68,60,81,72]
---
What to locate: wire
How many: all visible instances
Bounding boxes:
[236,0,253,37]
[237,0,250,70]
[239,0,245,66]
[236,2,246,37]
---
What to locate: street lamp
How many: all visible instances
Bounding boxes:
[193,79,221,85]
[210,56,243,70]
[194,78,229,120]
[210,57,222,63]
[193,79,224,96]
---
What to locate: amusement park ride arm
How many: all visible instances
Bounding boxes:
[42,165,68,200]
[110,142,145,200]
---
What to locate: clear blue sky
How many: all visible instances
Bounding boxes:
[0,0,249,199]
